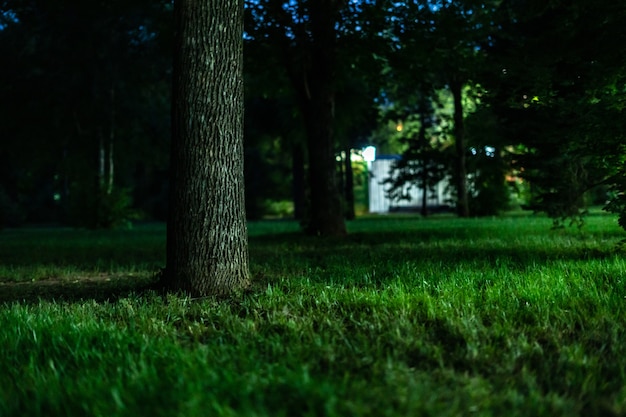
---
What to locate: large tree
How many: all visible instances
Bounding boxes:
[244,1,388,235]
[164,0,250,296]
[385,0,500,218]
[245,0,347,236]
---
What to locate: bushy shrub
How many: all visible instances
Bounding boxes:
[66,185,141,229]
[469,175,512,216]
[467,150,512,216]
[263,199,294,218]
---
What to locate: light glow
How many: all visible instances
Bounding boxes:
[363,146,376,162]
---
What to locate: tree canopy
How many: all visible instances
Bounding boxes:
[1,0,624,232]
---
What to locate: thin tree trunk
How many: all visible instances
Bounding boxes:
[98,129,105,190]
[338,150,345,205]
[421,163,428,216]
[107,140,114,195]
[302,95,346,236]
[107,87,115,195]
[344,146,355,220]
[451,80,470,217]
[292,141,306,221]
[165,0,250,296]
[418,115,428,217]
[61,146,69,204]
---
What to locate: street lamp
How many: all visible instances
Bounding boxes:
[363,146,376,163]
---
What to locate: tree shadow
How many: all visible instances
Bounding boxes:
[2,219,622,303]
[249,227,623,287]
[0,275,157,304]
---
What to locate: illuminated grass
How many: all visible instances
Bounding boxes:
[0,212,625,416]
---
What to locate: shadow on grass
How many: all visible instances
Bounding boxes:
[247,227,625,294]
[249,229,618,268]
[0,225,166,269]
[1,216,622,303]
[0,275,157,304]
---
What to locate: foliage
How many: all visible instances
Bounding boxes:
[66,186,141,230]
[243,98,298,220]
[244,0,390,234]
[461,96,513,216]
[263,199,294,218]
[384,86,513,217]
[604,160,626,232]
[1,0,625,230]
[383,103,449,215]
[483,0,626,227]
[382,0,503,217]
[467,150,512,216]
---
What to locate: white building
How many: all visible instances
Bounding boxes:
[368,155,453,214]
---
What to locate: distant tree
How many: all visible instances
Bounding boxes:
[243,96,299,219]
[464,103,513,216]
[244,0,388,235]
[335,76,382,220]
[164,0,250,296]
[244,0,344,235]
[241,40,311,221]
[385,1,500,217]
[484,0,626,227]
[384,98,448,216]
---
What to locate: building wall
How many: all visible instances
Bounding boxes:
[368,156,453,214]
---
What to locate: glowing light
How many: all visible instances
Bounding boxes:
[363,146,376,162]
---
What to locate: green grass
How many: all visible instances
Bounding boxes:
[1,212,626,416]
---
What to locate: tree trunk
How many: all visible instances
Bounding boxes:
[344,146,356,220]
[107,87,115,195]
[451,80,470,218]
[165,0,250,296]
[302,92,346,236]
[299,0,346,236]
[96,128,106,227]
[107,139,114,195]
[98,129,106,190]
[292,141,306,221]
[418,114,429,217]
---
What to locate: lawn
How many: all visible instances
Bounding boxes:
[1,212,625,416]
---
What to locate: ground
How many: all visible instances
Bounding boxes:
[0,274,153,303]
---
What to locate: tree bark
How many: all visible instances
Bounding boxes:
[301,87,346,236]
[299,0,347,236]
[165,0,250,296]
[98,129,106,190]
[344,146,356,220]
[418,113,429,217]
[107,87,115,195]
[451,80,470,217]
[292,141,307,221]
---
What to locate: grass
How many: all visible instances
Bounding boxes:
[1,212,626,416]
